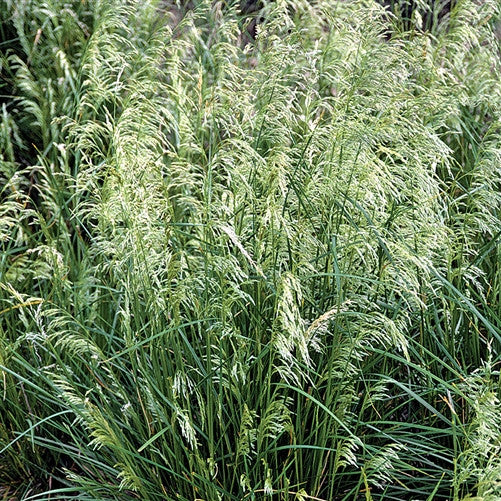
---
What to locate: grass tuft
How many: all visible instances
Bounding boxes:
[1,0,500,499]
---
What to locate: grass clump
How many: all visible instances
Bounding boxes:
[1,0,500,499]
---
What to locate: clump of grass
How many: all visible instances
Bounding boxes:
[1,0,500,499]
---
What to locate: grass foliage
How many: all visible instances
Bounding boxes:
[1,0,501,499]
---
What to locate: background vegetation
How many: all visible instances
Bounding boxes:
[1,0,500,499]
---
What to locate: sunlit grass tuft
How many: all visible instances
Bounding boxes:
[1,0,500,499]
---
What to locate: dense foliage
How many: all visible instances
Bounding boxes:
[1,0,500,499]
